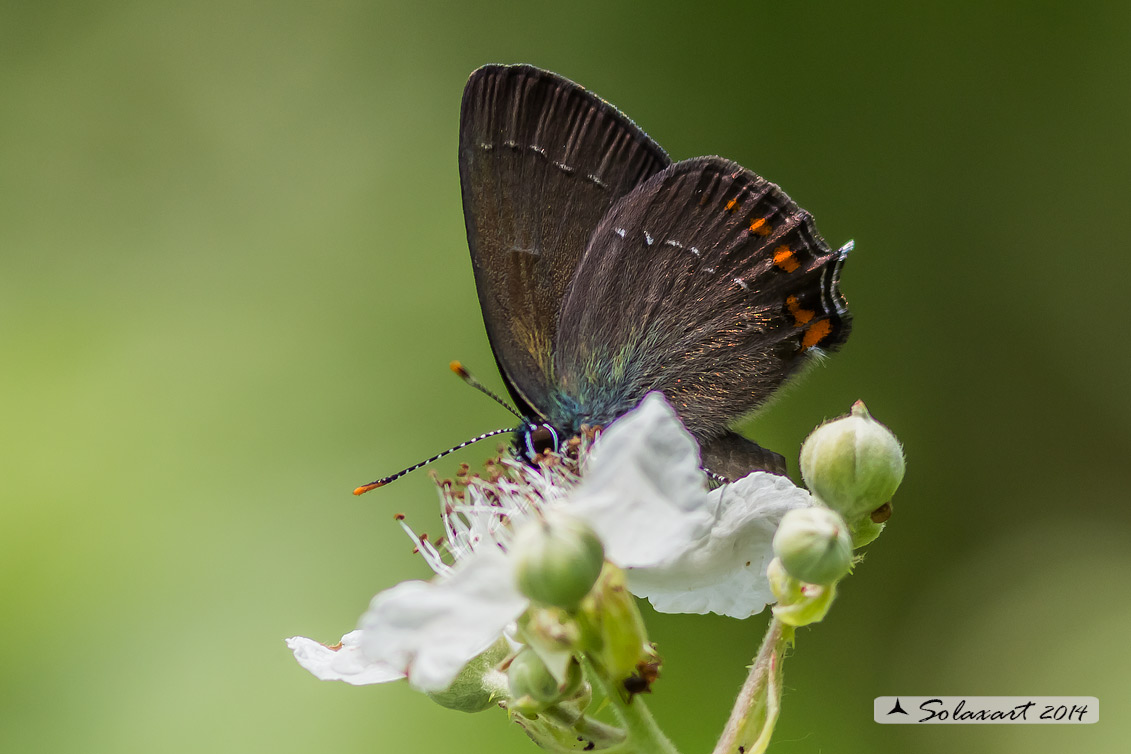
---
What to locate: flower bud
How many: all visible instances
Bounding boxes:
[426,638,510,713]
[513,513,605,611]
[800,401,905,526]
[772,507,853,585]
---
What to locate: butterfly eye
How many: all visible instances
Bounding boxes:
[523,424,561,461]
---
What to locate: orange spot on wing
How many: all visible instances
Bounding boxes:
[749,217,772,236]
[773,245,800,273]
[786,295,815,324]
[725,198,738,212]
[802,319,834,350]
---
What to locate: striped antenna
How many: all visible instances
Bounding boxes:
[353,427,515,495]
[450,361,522,419]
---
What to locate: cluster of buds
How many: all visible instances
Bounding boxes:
[437,514,655,749]
[513,517,659,724]
[769,401,905,624]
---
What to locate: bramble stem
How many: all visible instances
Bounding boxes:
[583,660,681,754]
[712,617,794,754]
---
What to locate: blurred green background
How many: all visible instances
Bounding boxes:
[3,1,1128,752]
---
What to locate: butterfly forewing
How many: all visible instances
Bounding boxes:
[459,64,671,416]
[552,156,851,440]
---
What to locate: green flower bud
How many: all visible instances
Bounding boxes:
[426,638,510,713]
[772,507,853,585]
[800,401,905,526]
[513,513,605,611]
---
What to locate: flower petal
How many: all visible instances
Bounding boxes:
[359,547,528,692]
[627,471,814,618]
[571,393,713,567]
[286,630,404,686]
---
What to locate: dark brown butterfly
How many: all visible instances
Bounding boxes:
[459,64,850,481]
[355,64,850,494]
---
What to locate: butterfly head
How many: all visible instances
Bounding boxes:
[514,420,563,464]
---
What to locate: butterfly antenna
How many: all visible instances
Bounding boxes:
[449,361,523,419]
[353,427,516,495]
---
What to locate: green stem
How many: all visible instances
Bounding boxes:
[584,659,681,754]
[539,706,627,748]
[711,617,794,754]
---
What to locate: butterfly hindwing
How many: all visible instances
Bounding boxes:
[700,431,788,479]
[459,64,671,416]
[552,156,851,442]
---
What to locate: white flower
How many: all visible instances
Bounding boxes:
[288,393,813,692]
[572,395,811,618]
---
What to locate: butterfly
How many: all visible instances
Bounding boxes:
[355,64,850,494]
